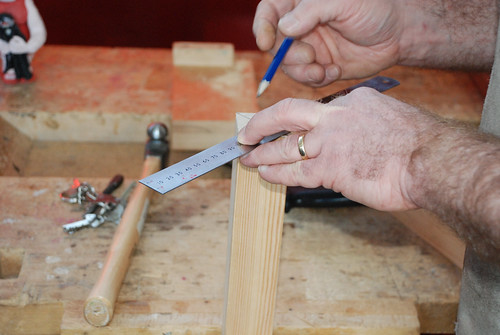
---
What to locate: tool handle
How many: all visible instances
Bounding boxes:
[85,174,124,215]
[102,174,124,194]
[285,186,359,212]
[83,156,162,327]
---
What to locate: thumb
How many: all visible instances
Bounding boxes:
[278,0,343,36]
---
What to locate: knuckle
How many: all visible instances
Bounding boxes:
[295,161,320,188]
[353,86,377,94]
[283,135,299,160]
[349,87,379,99]
[273,97,297,122]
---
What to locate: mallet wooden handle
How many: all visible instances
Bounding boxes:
[84,155,161,326]
[84,122,168,327]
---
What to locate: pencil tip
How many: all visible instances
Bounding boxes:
[257,80,270,97]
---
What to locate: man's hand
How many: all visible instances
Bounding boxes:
[253,0,404,86]
[238,89,500,259]
[253,0,498,86]
[238,88,437,211]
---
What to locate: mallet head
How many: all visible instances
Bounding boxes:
[145,122,169,168]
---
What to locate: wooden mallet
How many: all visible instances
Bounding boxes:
[84,122,169,327]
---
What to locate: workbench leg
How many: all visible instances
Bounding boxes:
[222,113,287,335]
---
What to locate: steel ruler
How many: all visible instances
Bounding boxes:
[140,76,400,194]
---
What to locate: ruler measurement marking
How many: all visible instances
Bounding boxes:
[141,138,247,194]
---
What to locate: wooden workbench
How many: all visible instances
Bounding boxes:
[0,45,487,334]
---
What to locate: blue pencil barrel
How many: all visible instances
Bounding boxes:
[263,37,294,82]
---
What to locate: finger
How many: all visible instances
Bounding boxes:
[237,98,325,145]
[253,0,297,51]
[257,161,323,189]
[252,2,278,51]
[281,40,315,65]
[281,63,325,86]
[240,132,316,167]
[283,62,341,87]
[278,0,346,36]
[253,17,277,50]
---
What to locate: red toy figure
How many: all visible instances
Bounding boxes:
[0,0,45,83]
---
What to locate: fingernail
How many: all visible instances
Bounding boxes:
[279,13,300,34]
[237,129,246,144]
[258,165,268,173]
[305,68,322,82]
[326,65,340,81]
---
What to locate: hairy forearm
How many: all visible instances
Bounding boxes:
[407,118,500,261]
[399,0,499,71]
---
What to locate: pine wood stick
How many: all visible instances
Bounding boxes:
[223,113,287,334]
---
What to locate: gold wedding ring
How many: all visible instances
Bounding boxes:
[298,134,308,160]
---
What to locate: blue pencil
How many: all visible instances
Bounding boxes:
[257,37,294,97]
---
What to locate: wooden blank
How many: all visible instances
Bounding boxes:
[223,113,287,334]
[172,42,234,68]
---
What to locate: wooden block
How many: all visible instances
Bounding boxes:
[171,58,258,151]
[1,110,171,143]
[173,42,234,68]
[391,209,466,268]
[0,304,63,335]
[171,120,235,151]
[223,113,287,334]
[274,299,420,334]
[0,248,24,279]
[0,117,31,176]
[2,47,478,333]
[171,43,255,151]
[0,45,172,143]
[0,177,461,334]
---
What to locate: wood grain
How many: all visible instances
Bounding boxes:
[0,177,461,334]
[222,113,287,334]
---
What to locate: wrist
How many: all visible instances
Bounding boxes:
[397,2,446,67]
[403,114,446,209]
[397,0,498,70]
[406,120,500,259]
[405,118,497,218]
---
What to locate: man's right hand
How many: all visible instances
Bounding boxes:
[253,0,498,87]
[253,0,405,86]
